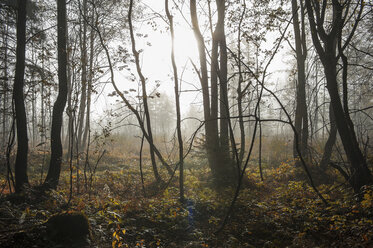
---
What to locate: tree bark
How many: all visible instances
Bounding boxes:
[2,11,10,149]
[44,0,68,189]
[292,0,308,160]
[320,104,337,170]
[190,0,234,184]
[190,0,222,182]
[82,6,95,151]
[77,0,88,151]
[216,0,236,181]
[236,2,246,168]
[216,0,229,156]
[64,19,73,156]
[13,0,29,193]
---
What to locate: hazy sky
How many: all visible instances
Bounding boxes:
[95,0,292,121]
[94,0,201,118]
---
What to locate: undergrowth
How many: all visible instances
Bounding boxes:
[0,157,372,247]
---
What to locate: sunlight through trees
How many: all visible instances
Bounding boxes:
[0,0,372,247]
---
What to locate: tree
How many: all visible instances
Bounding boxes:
[190,0,235,185]
[44,0,68,189]
[76,0,88,151]
[165,0,184,202]
[81,0,96,151]
[235,0,247,168]
[13,0,29,193]
[291,0,309,159]
[305,0,373,193]
[215,0,229,160]
[92,0,173,185]
[128,0,162,183]
[0,4,14,151]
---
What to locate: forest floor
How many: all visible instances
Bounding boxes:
[0,156,372,247]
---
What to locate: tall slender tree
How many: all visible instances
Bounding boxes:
[13,0,29,193]
[190,0,235,185]
[291,0,308,159]
[77,0,88,151]
[305,0,373,193]
[81,4,95,150]
[236,1,246,168]
[165,0,184,202]
[44,0,68,189]
[190,0,219,182]
[216,0,229,158]
[128,0,162,183]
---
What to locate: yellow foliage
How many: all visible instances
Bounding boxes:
[361,189,373,208]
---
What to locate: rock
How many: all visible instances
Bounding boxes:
[46,212,91,243]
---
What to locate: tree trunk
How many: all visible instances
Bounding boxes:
[77,0,88,151]
[325,63,372,192]
[292,0,308,160]
[236,2,246,168]
[129,0,161,183]
[13,0,29,193]
[190,0,221,181]
[216,0,229,158]
[304,0,372,193]
[2,12,9,149]
[165,0,184,202]
[312,58,319,141]
[64,22,73,154]
[44,0,68,189]
[320,104,337,170]
[210,28,219,164]
[190,0,235,184]
[82,7,94,151]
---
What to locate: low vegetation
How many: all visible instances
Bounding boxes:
[0,153,372,247]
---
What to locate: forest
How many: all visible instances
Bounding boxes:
[0,0,372,247]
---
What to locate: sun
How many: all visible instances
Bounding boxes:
[141,23,197,68]
[137,18,200,113]
[173,25,198,62]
